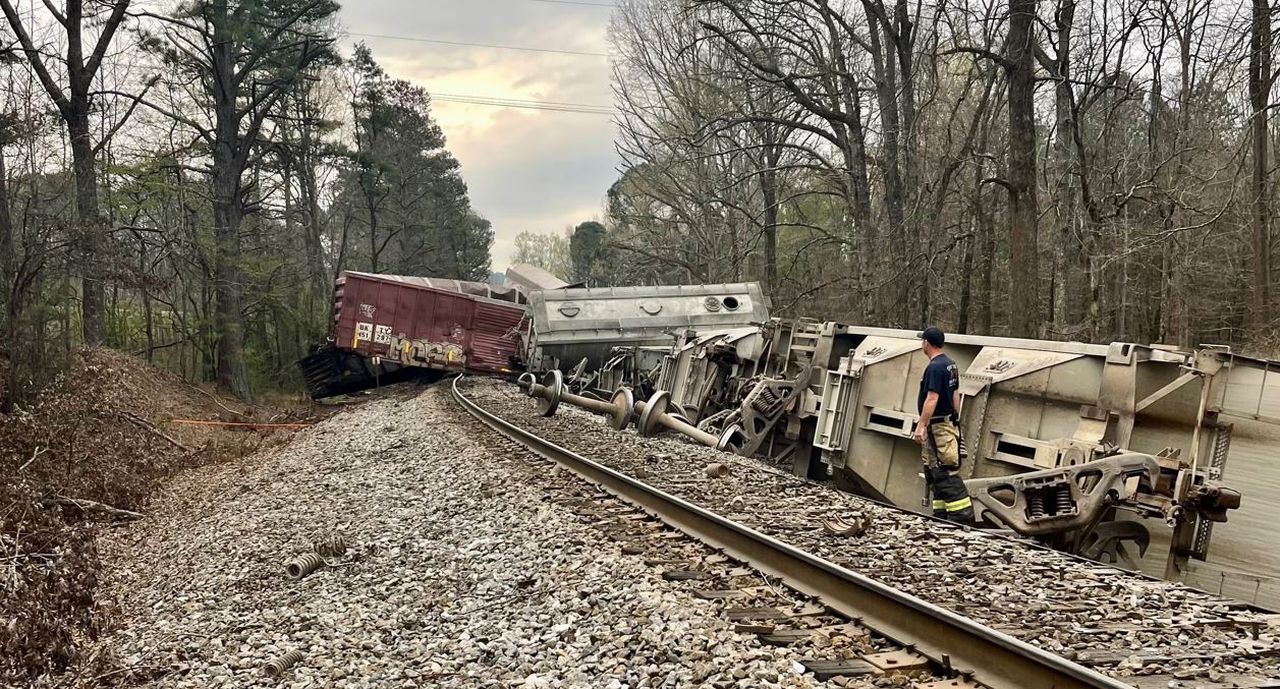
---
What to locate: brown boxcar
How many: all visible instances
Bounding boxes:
[300,271,525,397]
[333,271,525,375]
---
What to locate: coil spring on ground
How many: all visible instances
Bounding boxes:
[262,649,305,678]
[1028,492,1046,519]
[285,552,324,580]
[313,534,347,558]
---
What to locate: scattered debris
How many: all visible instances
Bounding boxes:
[313,533,348,559]
[284,552,325,580]
[822,514,873,538]
[262,649,306,678]
[704,462,730,478]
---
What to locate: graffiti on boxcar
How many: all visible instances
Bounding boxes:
[385,334,466,369]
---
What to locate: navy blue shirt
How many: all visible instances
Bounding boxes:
[918,353,959,418]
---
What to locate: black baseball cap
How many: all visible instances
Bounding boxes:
[917,326,945,347]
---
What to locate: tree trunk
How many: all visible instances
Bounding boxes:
[298,146,330,300]
[210,1,251,402]
[761,143,779,293]
[842,87,876,323]
[866,18,908,324]
[69,97,105,347]
[1050,0,1086,337]
[0,147,11,314]
[1004,0,1041,337]
[367,195,380,272]
[0,0,129,347]
[959,230,974,333]
[1249,0,1273,327]
[0,147,11,412]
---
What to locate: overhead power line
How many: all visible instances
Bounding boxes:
[431,92,615,115]
[530,0,617,7]
[348,31,608,57]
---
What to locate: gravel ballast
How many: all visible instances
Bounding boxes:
[463,379,1280,686]
[83,385,872,688]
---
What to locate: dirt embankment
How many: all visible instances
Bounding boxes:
[0,348,312,683]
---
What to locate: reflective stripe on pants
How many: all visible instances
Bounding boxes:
[927,465,974,525]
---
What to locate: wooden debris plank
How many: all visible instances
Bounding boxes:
[914,679,983,689]
[692,589,747,600]
[661,569,712,581]
[726,607,788,621]
[1129,675,1280,689]
[758,623,867,646]
[862,650,931,672]
[798,658,877,680]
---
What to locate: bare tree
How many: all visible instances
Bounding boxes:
[0,0,132,344]
[1249,0,1272,325]
[143,0,339,400]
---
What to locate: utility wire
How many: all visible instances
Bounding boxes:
[433,92,613,109]
[348,31,608,57]
[432,92,615,114]
[530,0,617,6]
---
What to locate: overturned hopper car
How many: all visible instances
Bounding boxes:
[523,283,770,376]
[646,319,1280,579]
[299,271,526,398]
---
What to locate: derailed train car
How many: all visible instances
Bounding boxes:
[522,283,770,393]
[646,319,1279,578]
[300,270,770,399]
[299,271,527,398]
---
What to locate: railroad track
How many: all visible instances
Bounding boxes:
[452,376,1148,689]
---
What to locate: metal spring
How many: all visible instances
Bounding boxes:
[285,552,324,580]
[1055,486,1074,514]
[752,386,780,412]
[262,649,305,678]
[1027,492,1045,519]
[313,534,347,559]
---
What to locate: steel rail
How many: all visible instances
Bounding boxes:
[451,377,1135,689]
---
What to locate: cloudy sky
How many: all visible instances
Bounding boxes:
[338,0,619,272]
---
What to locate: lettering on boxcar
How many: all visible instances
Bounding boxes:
[355,322,373,343]
[374,324,392,344]
[360,303,376,318]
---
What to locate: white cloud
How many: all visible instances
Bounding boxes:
[340,0,620,270]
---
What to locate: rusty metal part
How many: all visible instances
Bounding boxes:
[636,390,745,452]
[822,513,873,537]
[1079,520,1151,567]
[520,369,636,430]
[704,462,730,478]
[262,649,305,678]
[313,534,347,559]
[965,454,1159,537]
[1182,481,1242,523]
[284,552,324,580]
[452,376,1135,689]
[534,370,563,416]
[733,366,812,456]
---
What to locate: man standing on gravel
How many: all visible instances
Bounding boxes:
[911,327,974,525]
